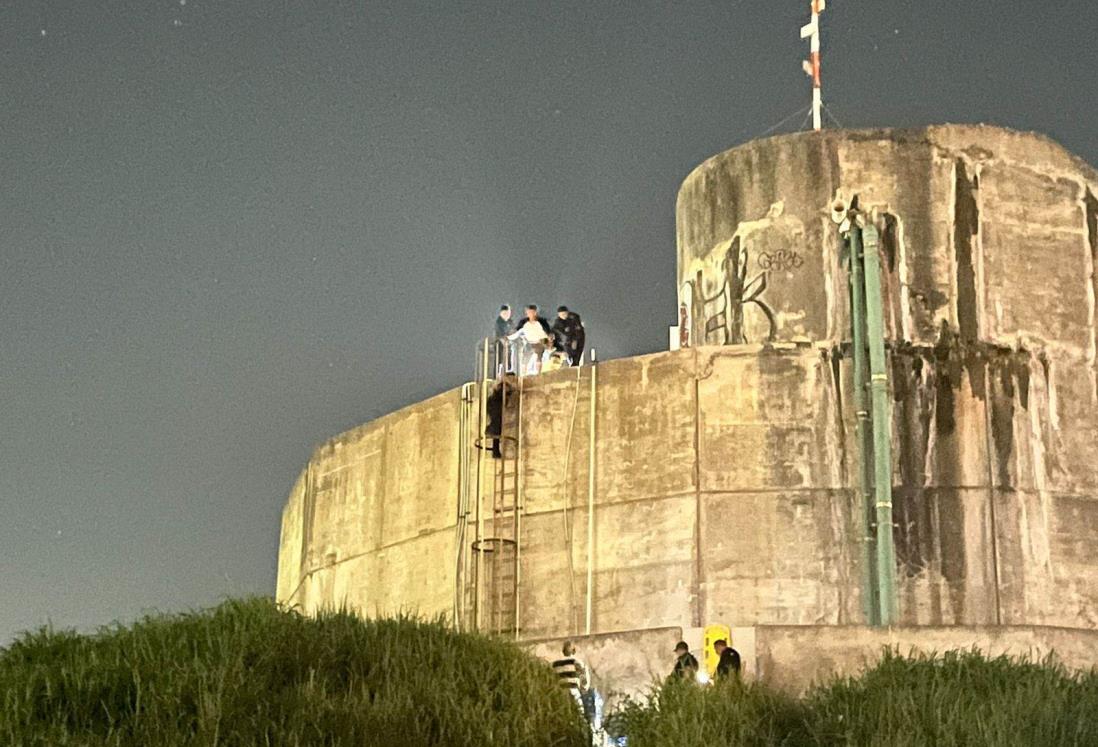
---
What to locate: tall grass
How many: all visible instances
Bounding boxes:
[607,678,809,747]
[804,648,1098,746]
[4,602,1097,746]
[612,648,1098,747]
[0,598,586,746]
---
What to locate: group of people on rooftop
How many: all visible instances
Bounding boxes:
[494,304,585,376]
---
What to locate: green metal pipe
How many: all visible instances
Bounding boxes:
[847,228,880,626]
[861,225,898,625]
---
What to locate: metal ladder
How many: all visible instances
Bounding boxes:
[455,338,523,636]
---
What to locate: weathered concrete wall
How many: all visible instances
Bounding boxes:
[669,124,1098,630]
[277,388,462,619]
[279,342,1097,635]
[676,125,1098,351]
[280,346,865,631]
[527,627,682,708]
[755,624,1098,695]
[515,345,861,640]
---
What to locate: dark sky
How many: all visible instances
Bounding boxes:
[3,1,1096,642]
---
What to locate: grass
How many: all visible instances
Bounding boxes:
[607,678,811,747]
[0,598,586,746]
[4,600,1097,746]
[611,649,1098,747]
[803,648,1098,746]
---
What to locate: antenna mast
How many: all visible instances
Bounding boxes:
[801,0,825,131]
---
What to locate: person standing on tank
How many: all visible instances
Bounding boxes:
[494,305,515,374]
[551,306,585,366]
[509,305,552,375]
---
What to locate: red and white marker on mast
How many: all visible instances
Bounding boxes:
[801,0,825,131]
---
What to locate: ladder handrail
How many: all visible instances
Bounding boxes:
[458,334,598,636]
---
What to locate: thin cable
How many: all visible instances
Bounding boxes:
[823,101,845,128]
[799,107,814,132]
[558,366,584,632]
[754,104,811,139]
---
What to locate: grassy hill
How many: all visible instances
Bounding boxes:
[0,599,585,746]
[3,598,1097,746]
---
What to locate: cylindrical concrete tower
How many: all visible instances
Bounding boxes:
[675,125,1098,629]
[277,125,1098,693]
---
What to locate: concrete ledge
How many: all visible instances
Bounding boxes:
[526,626,683,706]
[527,624,1098,701]
[756,624,1098,694]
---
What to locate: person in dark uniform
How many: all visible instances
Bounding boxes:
[671,640,699,681]
[714,638,741,681]
[551,306,585,365]
[484,376,514,459]
[493,305,514,374]
[494,304,514,339]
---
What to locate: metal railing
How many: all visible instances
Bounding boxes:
[476,336,595,382]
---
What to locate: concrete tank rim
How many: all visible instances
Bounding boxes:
[305,342,821,454]
[304,343,830,459]
[675,122,1098,206]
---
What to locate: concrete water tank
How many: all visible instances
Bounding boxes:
[277,125,1098,692]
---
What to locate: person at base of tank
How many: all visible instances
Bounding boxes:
[552,640,590,712]
[551,305,585,366]
[714,638,741,681]
[670,640,699,681]
[509,304,552,375]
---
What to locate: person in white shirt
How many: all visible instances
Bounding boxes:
[508,305,552,375]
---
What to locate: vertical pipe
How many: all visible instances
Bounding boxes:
[499,372,512,634]
[474,338,490,631]
[980,366,1005,625]
[847,229,880,625]
[862,225,898,625]
[495,374,505,634]
[692,357,704,628]
[514,376,524,639]
[584,360,598,635]
[454,384,468,626]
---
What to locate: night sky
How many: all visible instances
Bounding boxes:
[3,1,1097,642]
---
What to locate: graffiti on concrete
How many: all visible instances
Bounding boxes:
[679,201,812,346]
[690,236,778,345]
[676,201,816,347]
[757,249,804,272]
